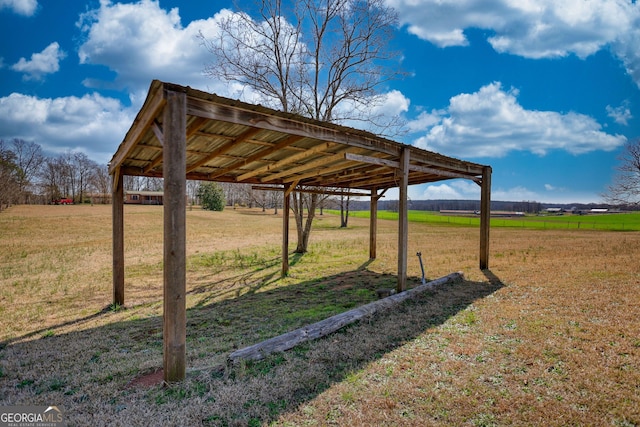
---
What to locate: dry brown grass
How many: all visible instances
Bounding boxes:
[1,204,639,426]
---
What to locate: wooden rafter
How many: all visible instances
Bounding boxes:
[109,85,165,175]
[261,147,361,183]
[144,116,208,174]
[237,142,337,182]
[207,134,304,180]
[186,127,262,173]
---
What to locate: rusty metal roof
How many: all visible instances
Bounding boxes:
[109,80,487,191]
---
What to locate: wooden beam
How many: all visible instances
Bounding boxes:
[480,166,492,270]
[344,152,398,168]
[228,272,464,364]
[370,187,378,259]
[112,168,124,307]
[397,147,410,292]
[163,89,187,383]
[208,135,304,180]
[261,150,349,183]
[344,169,398,189]
[187,127,262,173]
[151,120,164,146]
[280,161,362,184]
[344,152,481,182]
[252,185,369,197]
[145,116,208,174]
[282,184,291,277]
[186,96,401,157]
[109,80,166,175]
[237,142,336,181]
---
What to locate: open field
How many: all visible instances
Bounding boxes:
[1,204,639,426]
[340,209,640,231]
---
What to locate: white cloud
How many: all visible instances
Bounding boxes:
[492,186,541,202]
[0,0,37,16]
[606,104,633,126]
[385,0,640,87]
[420,180,480,199]
[611,18,640,89]
[0,92,134,163]
[407,109,445,133]
[410,82,627,158]
[77,0,230,94]
[336,89,411,133]
[409,181,600,203]
[372,90,411,117]
[11,42,66,80]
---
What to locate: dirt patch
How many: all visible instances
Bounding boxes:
[126,369,164,389]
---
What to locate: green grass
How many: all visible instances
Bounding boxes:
[330,210,640,231]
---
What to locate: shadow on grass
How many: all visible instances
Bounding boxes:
[0,267,504,426]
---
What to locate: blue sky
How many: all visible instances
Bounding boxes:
[1,0,639,204]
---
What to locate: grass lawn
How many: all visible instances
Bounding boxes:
[340,209,640,231]
[1,204,639,426]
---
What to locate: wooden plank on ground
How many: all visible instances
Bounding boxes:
[228,271,464,364]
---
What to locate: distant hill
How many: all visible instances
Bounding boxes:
[338,199,632,214]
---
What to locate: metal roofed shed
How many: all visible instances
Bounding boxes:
[109,80,492,382]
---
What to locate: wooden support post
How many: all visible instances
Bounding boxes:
[112,168,124,307]
[162,89,187,383]
[369,187,378,260]
[282,184,293,277]
[397,147,410,292]
[480,166,492,270]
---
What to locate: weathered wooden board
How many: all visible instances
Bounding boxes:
[228,271,464,364]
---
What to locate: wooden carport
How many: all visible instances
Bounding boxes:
[109,80,491,382]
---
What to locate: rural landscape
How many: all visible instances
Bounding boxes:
[1,204,638,426]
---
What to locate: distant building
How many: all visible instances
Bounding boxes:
[124,190,163,205]
[546,207,563,213]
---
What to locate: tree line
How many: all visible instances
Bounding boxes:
[0,138,296,212]
[0,138,111,210]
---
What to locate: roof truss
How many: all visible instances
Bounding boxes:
[109,81,486,191]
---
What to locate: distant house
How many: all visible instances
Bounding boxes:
[546,207,563,213]
[124,190,163,205]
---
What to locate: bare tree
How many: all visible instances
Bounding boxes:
[200,0,401,252]
[12,139,45,204]
[90,164,112,203]
[0,140,20,210]
[290,190,318,253]
[40,156,66,202]
[339,189,351,228]
[604,138,640,207]
[72,152,98,203]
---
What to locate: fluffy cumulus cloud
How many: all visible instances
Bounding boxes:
[336,89,410,134]
[76,0,230,93]
[0,0,37,16]
[0,92,134,163]
[418,181,594,203]
[420,180,480,199]
[11,42,66,80]
[410,82,627,158]
[606,103,633,126]
[385,0,640,87]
